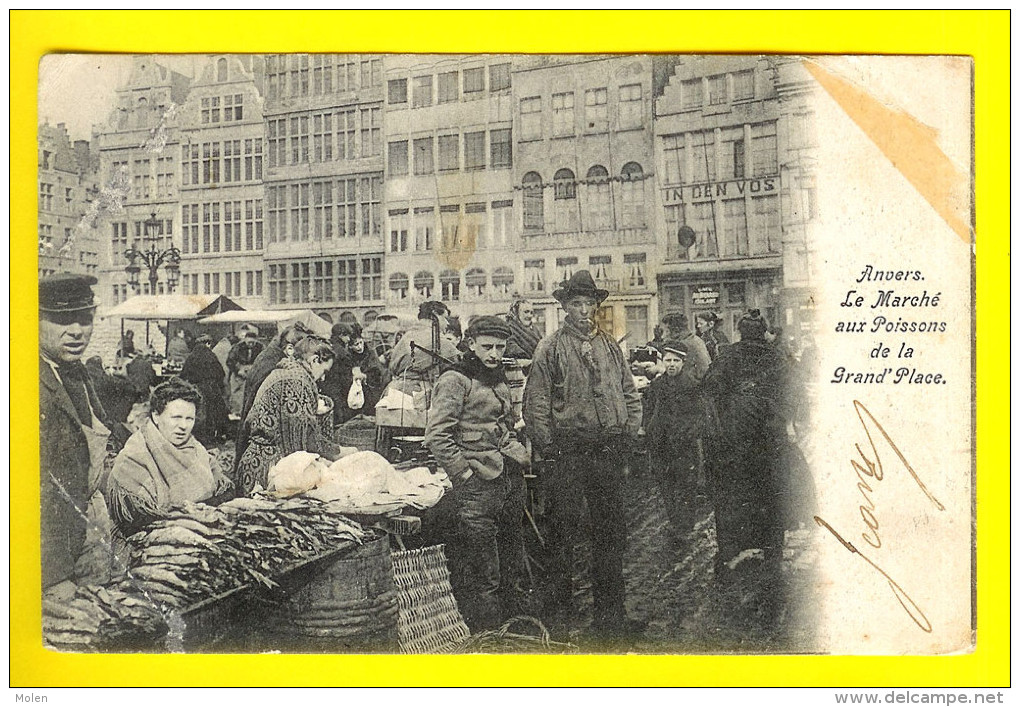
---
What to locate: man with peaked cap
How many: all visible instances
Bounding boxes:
[425,315,529,630]
[523,270,644,643]
[39,273,117,593]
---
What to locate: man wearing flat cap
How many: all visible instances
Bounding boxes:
[424,315,529,631]
[524,270,644,642]
[39,273,117,594]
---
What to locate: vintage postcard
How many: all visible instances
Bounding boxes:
[13,10,1006,689]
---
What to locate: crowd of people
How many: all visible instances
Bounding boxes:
[40,270,811,649]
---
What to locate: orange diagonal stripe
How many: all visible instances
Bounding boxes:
[804,60,971,243]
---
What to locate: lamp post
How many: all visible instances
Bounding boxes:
[124,212,181,294]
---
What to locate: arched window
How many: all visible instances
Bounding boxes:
[620,162,646,228]
[317,311,333,324]
[439,269,461,301]
[585,165,612,231]
[492,266,515,295]
[465,267,487,297]
[217,58,228,82]
[339,311,357,324]
[389,272,409,300]
[552,168,578,232]
[413,271,434,298]
[363,310,378,326]
[522,172,544,232]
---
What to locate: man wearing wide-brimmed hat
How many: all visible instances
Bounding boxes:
[39,273,115,593]
[524,270,644,642]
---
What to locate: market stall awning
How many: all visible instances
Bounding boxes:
[199,308,332,338]
[105,294,243,321]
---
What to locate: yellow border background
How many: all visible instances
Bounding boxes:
[11,10,1010,687]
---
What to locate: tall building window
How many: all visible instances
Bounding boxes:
[584,88,608,132]
[267,119,286,167]
[311,180,334,239]
[361,257,382,301]
[413,137,434,175]
[412,75,433,108]
[752,194,780,253]
[244,138,262,181]
[438,134,459,172]
[312,261,333,302]
[389,272,409,301]
[223,140,241,183]
[337,178,357,237]
[360,58,381,88]
[360,107,381,157]
[464,201,487,249]
[490,128,512,169]
[523,172,544,232]
[203,143,221,184]
[690,131,716,182]
[520,97,542,141]
[624,253,646,288]
[337,258,358,302]
[618,83,643,129]
[414,207,434,251]
[111,222,128,265]
[313,113,333,162]
[625,305,649,343]
[722,198,749,256]
[413,271,434,299]
[491,200,512,246]
[439,270,460,301]
[440,205,461,251]
[553,168,576,200]
[223,93,243,122]
[201,96,220,124]
[224,200,242,251]
[552,168,578,233]
[463,67,484,95]
[489,63,511,91]
[682,78,703,109]
[464,131,486,171]
[182,144,199,186]
[751,122,778,176]
[552,92,574,137]
[360,176,382,237]
[267,185,287,243]
[585,165,612,231]
[387,78,407,105]
[290,183,310,241]
[388,140,408,176]
[312,55,333,94]
[337,109,356,160]
[620,162,646,229]
[720,127,745,179]
[733,70,755,100]
[708,74,727,105]
[289,116,310,164]
[182,205,198,254]
[389,210,409,252]
[524,260,545,294]
[438,71,459,103]
[244,199,263,250]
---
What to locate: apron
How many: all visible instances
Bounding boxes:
[71,415,121,585]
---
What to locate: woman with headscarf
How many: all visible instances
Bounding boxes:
[236,337,350,495]
[104,378,235,537]
[504,295,542,371]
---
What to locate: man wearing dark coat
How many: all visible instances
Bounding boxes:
[39,274,116,593]
[179,335,229,446]
[701,309,792,581]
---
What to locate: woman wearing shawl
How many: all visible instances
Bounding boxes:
[104,378,234,537]
[504,295,542,371]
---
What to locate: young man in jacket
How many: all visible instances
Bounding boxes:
[424,315,529,631]
[524,271,644,642]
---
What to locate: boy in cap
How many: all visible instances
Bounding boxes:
[642,340,704,538]
[424,315,529,630]
[38,273,117,593]
[524,270,644,642]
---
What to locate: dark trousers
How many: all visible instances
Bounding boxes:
[447,461,527,632]
[651,442,699,536]
[544,438,627,631]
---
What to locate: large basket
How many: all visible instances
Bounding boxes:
[256,533,399,653]
[335,417,378,450]
[391,544,469,654]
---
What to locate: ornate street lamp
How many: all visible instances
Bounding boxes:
[124,212,181,294]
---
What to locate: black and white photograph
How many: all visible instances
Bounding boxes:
[36,52,973,657]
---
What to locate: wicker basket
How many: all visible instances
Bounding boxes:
[391,545,469,654]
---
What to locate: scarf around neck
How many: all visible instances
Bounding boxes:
[136,418,217,507]
[454,352,508,387]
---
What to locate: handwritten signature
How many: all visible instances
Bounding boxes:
[815,400,945,633]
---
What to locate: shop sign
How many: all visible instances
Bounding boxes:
[662,177,778,204]
[692,285,720,305]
